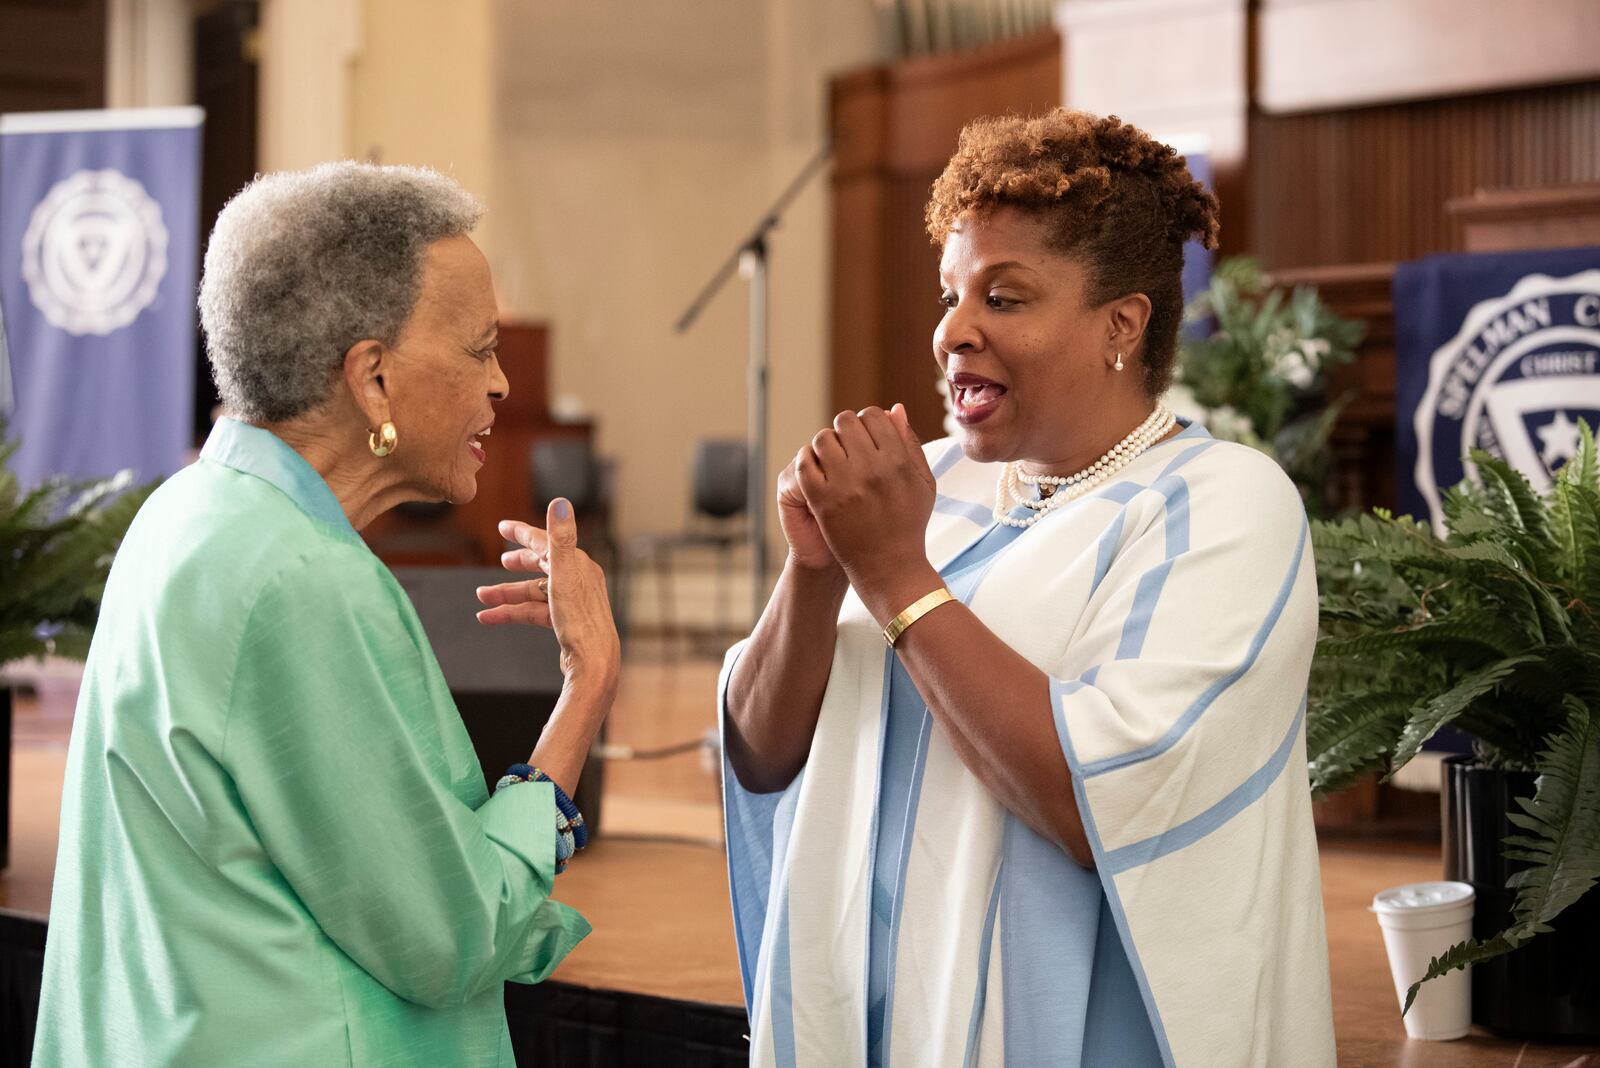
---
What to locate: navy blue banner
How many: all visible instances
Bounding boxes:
[1395,246,1600,530]
[1179,149,1213,341]
[0,107,202,487]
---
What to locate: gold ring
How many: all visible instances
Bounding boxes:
[537,578,548,596]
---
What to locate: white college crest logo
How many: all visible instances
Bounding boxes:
[20,168,169,337]
[1415,269,1600,532]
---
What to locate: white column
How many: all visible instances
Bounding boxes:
[256,0,362,172]
[106,0,196,108]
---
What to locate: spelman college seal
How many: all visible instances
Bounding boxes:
[1414,269,1600,532]
[20,168,169,337]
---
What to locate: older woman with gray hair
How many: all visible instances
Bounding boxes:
[31,163,618,1067]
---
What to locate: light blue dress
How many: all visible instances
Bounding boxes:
[864,508,1162,1067]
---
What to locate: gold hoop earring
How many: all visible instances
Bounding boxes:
[369,421,398,458]
[1113,352,1125,372]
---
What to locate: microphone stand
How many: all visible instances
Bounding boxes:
[673,142,831,626]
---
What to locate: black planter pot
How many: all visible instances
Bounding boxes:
[1442,754,1600,1040]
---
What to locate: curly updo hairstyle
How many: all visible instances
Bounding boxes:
[926,109,1219,397]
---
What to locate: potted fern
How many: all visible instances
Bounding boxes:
[0,417,155,868]
[1310,426,1600,1039]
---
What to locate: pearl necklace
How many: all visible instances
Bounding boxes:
[993,405,1176,529]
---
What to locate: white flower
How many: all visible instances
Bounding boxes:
[1267,334,1330,390]
[1277,348,1315,389]
[1298,337,1332,369]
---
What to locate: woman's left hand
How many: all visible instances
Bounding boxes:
[797,404,938,607]
[475,500,621,688]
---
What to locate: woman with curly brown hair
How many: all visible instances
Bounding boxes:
[720,109,1335,1067]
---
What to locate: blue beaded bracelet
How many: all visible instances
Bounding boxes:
[554,815,576,869]
[495,764,588,867]
[503,764,588,851]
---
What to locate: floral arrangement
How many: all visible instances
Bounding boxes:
[1167,257,1364,517]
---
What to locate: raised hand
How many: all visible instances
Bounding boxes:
[777,450,838,573]
[797,404,938,606]
[476,498,621,684]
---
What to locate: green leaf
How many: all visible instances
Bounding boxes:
[1565,419,1598,490]
[1501,699,1600,925]
[1389,655,1539,772]
[1403,931,1529,1014]
[1470,450,1556,556]
[1315,611,1517,661]
[0,416,158,668]
[1306,690,1411,796]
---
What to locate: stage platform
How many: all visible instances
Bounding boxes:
[4,657,1595,1066]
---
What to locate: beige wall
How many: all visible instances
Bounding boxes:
[348,0,498,262]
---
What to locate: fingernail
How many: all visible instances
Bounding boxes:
[554,498,571,519]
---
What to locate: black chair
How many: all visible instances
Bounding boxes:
[623,440,749,646]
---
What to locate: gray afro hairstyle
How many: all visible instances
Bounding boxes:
[199,162,483,423]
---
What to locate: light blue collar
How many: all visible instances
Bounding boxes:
[199,417,358,538]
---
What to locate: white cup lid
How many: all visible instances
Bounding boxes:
[1371,881,1475,914]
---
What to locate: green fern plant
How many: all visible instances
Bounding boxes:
[0,416,157,665]
[1310,423,1600,1012]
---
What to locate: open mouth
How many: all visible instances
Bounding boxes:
[949,373,1008,425]
[468,422,492,462]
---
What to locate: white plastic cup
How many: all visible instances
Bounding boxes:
[1370,881,1475,1040]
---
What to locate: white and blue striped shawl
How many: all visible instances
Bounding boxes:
[720,424,1337,1067]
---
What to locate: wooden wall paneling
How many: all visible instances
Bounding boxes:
[0,0,107,114]
[1249,82,1600,271]
[830,67,892,423]
[1448,182,1600,254]
[829,31,1061,442]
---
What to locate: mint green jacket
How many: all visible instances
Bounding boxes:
[32,418,589,1067]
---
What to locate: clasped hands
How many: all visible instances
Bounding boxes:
[780,404,941,620]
